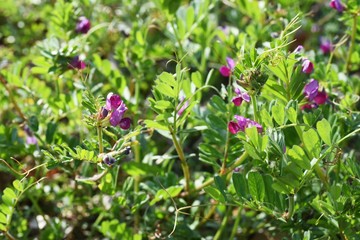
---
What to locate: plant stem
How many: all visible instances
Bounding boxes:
[229,207,241,239]
[287,194,295,220]
[169,126,191,193]
[187,151,248,195]
[213,207,231,240]
[197,204,217,227]
[97,123,103,154]
[251,93,260,123]
[346,12,358,72]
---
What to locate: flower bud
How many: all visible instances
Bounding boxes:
[103,155,116,166]
[76,16,91,34]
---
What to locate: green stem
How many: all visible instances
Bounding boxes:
[133,144,141,233]
[251,93,260,123]
[345,12,358,72]
[229,207,242,239]
[213,207,231,240]
[97,123,103,154]
[169,127,191,193]
[188,151,249,195]
[4,231,15,240]
[287,194,295,220]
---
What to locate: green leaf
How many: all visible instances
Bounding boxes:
[260,108,273,128]
[0,212,7,224]
[3,188,17,200]
[272,103,285,126]
[214,176,227,201]
[287,107,297,123]
[232,172,248,198]
[209,95,227,112]
[0,204,11,215]
[316,118,332,145]
[29,116,39,132]
[12,180,23,192]
[191,71,202,88]
[287,145,311,170]
[303,128,321,158]
[46,122,57,144]
[156,83,176,98]
[154,100,173,110]
[204,186,225,203]
[186,6,195,30]
[272,180,292,194]
[122,162,163,176]
[158,72,176,87]
[248,171,265,202]
[150,186,183,206]
[144,120,169,131]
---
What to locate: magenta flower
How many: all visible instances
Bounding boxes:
[229,115,262,134]
[314,90,328,105]
[304,79,319,101]
[106,92,122,111]
[302,80,328,110]
[302,59,314,74]
[119,118,131,130]
[329,0,344,12]
[219,57,235,77]
[320,38,333,54]
[76,16,91,34]
[103,92,131,130]
[110,102,128,126]
[69,56,86,70]
[232,88,250,106]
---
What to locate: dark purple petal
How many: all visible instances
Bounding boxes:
[248,120,263,133]
[119,117,131,130]
[69,56,86,70]
[329,0,344,12]
[106,93,122,111]
[103,155,116,166]
[232,96,243,106]
[76,16,91,34]
[219,66,231,77]
[320,38,333,54]
[304,79,319,101]
[99,107,108,120]
[314,90,328,105]
[228,121,241,134]
[302,59,314,74]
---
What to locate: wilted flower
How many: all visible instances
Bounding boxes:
[304,79,319,101]
[103,155,116,166]
[76,16,91,34]
[24,125,37,145]
[302,59,314,74]
[320,38,333,54]
[329,0,344,12]
[232,88,250,107]
[293,45,304,54]
[219,57,235,77]
[69,56,86,70]
[229,115,262,134]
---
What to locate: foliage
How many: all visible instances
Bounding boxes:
[1,0,360,239]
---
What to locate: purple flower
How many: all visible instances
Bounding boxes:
[23,125,37,145]
[320,38,333,54]
[228,121,241,134]
[219,57,235,77]
[229,115,262,134]
[106,93,122,111]
[232,88,250,106]
[329,0,344,12]
[177,97,189,116]
[119,117,131,130]
[76,16,91,34]
[99,107,108,120]
[69,56,86,70]
[109,102,128,126]
[304,79,319,101]
[314,90,328,105]
[302,59,314,74]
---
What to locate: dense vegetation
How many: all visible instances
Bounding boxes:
[1,0,360,239]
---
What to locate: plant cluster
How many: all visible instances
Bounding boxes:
[1,0,360,239]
